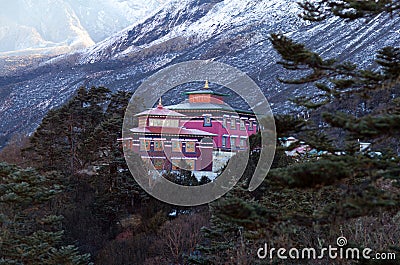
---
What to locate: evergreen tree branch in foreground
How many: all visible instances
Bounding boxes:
[191,2,400,264]
[0,162,91,265]
[298,0,400,21]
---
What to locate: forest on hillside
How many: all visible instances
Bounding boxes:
[1,1,399,264]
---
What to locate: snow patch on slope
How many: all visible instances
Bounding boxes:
[0,0,167,56]
[79,0,304,63]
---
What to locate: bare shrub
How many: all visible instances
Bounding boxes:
[158,213,209,264]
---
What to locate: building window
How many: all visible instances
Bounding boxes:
[230,136,237,149]
[154,140,163,151]
[203,115,212,127]
[149,118,179,127]
[222,116,227,128]
[185,141,196,153]
[149,118,164,127]
[222,135,228,147]
[240,137,247,148]
[164,119,179,127]
[138,118,146,127]
[123,140,133,150]
[153,158,165,170]
[185,159,195,171]
[171,159,195,171]
[172,140,181,152]
[140,139,151,151]
[230,117,236,130]
[248,120,254,131]
[141,157,151,166]
[171,159,180,170]
[240,119,246,130]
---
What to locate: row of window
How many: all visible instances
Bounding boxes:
[204,116,255,130]
[221,135,247,148]
[172,141,196,153]
[171,159,195,171]
[149,118,179,127]
[141,116,256,131]
[139,139,196,153]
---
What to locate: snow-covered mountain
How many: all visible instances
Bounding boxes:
[0,0,166,56]
[0,0,399,147]
[79,0,303,63]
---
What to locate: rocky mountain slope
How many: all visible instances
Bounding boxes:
[0,0,165,56]
[0,0,399,147]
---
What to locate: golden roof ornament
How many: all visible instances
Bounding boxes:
[204,80,209,89]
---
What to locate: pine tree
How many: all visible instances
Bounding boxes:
[26,86,115,174]
[273,1,400,260]
[298,0,400,21]
[23,87,155,261]
[268,1,400,205]
[0,162,91,264]
[192,2,400,264]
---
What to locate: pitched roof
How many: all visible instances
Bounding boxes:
[135,105,186,117]
[167,102,254,114]
[167,102,232,111]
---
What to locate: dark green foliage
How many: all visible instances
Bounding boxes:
[22,87,160,261]
[270,33,327,71]
[269,157,353,188]
[268,6,400,252]
[163,164,200,187]
[323,111,400,138]
[0,163,91,265]
[298,0,400,21]
[270,34,399,109]
[27,86,111,174]
[376,47,400,79]
[199,175,212,185]
[191,203,251,264]
[274,114,306,137]
[20,87,213,264]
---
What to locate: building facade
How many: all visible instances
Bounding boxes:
[120,81,258,173]
[167,80,258,151]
